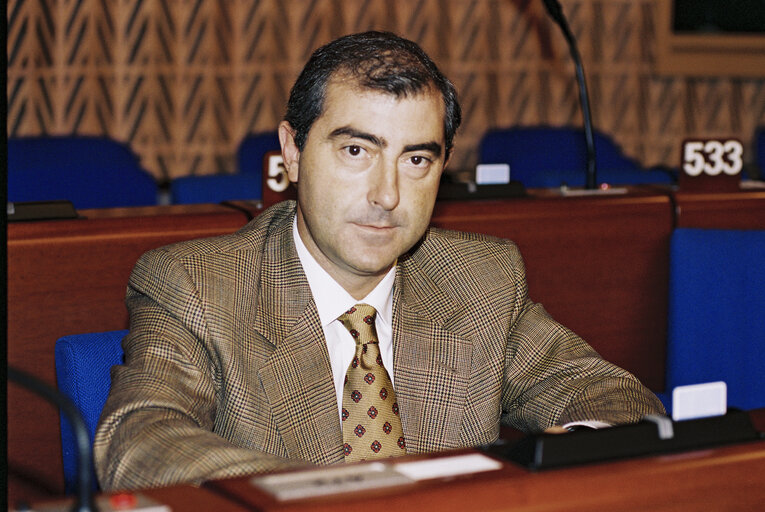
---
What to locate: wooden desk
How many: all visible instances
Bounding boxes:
[7,204,260,502]
[21,486,250,512]
[430,188,674,392]
[673,189,765,229]
[211,439,765,511]
[25,411,765,511]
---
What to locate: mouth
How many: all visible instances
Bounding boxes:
[356,223,396,231]
[353,222,398,234]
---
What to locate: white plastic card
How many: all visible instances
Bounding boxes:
[475,163,510,185]
[672,381,727,421]
[393,453,503,481]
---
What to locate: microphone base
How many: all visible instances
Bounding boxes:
[558,186,629,197]
[437,181,527,200]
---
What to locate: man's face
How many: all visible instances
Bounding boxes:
[279,78,448,297]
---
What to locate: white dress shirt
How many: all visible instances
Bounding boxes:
[293,219,396,424]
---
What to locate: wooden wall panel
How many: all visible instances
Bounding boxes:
[7,0,765,180]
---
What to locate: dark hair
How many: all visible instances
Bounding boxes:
[284,31,461,156]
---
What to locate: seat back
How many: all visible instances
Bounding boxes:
[170,173,262,204]
[663,228,765,413]
[55,330,127,493]
[479,126,674,188]
[8,137,158,209]
[169,132,279,204]
[236,132,280,176]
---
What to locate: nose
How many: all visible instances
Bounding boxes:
[367,159,400,211]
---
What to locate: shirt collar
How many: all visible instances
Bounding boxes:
[293,218,395,328]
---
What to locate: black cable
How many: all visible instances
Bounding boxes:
[541,0,598,189]
[7,367,98,512]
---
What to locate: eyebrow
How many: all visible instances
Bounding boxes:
[328,126,443,157]
[403,141,443,157]
[328,126,386,148]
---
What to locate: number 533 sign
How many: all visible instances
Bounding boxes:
[679,138,744,192]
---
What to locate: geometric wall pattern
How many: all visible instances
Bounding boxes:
[8,0,765,183]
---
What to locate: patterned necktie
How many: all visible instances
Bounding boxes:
[339,304,406,462]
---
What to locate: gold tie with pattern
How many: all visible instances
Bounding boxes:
[339,304,406,462]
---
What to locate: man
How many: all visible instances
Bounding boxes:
[94,31,663,490]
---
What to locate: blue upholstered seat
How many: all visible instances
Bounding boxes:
[170,173,263,204]
[8,137,158,209]
[659,228,765,414]
[170,132,280,204]
[55,330,127,493]
[479,126,675,188]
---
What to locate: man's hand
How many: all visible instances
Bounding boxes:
[543,426,570,434]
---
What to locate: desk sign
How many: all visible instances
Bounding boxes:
[262,150,296,207]
[252,461,411,501]
[672,381,727,422]
[679,138,743,192]
[251,453,503,501]
[475,163,511,185]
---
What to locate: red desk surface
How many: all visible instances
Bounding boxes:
[24,485,250,512]
[210,439,765,511]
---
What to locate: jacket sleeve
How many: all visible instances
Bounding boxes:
[499,242,665,432]
[93,247,310,491]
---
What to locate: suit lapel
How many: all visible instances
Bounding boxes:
[252,211,344,465]
[392,249,474,454]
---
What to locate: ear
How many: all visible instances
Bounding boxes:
[443,147,453,171]
[278,120,301,183]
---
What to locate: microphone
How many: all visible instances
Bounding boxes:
[541,0,598,189]
[8,367,98,512]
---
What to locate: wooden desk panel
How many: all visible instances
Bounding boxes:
[7,204,256,502]
[430,189,674,393]
[24,485,251,512]
[674,190,765,229]
[212,440,765,511]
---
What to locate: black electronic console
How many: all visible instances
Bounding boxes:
[437,181,526,200]
[481,409,762,470]
[7,200,80,222]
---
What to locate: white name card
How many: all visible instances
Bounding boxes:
[672,381,727,421]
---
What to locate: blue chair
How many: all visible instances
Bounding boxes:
[8,137,158,209]
[236,131,281,176]
[659,228,765,415]
[55,330,127,493]
[170,132,280,204]
[170,173,264,204]
[479,126,675,188]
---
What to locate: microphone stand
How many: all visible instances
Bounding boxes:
[8,367,99,512]
[541,0,598,189]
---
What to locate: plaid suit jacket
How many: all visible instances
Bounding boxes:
[94,201,663,490]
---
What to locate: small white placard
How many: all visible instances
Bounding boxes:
[672,381,727,421]
[476,163,510,185]
[250,453,504,501]
[393,453,503,481]
[251,462,412,501]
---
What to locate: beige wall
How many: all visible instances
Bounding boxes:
[7,0,765,182]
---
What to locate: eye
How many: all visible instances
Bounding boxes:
[345,145,363,156]
[409,155,431,166]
